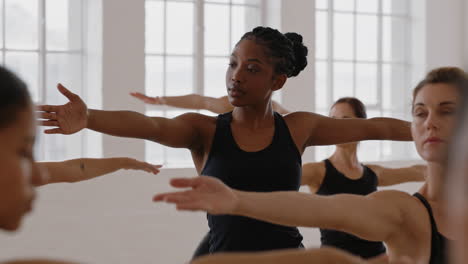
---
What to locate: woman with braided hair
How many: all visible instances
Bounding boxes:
[39,26,411,255]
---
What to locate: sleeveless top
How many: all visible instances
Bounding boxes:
[316,159,386,259]
[413,193,448,264]
[201,111,303,253]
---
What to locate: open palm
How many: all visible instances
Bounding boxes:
[38,84,88,135]
[153,176,238,215]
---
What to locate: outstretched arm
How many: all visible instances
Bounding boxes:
[366,164,427,187]
[192,247,384,264]
[131,92,233,114]
[37,158,161,185]
[287,112,412,148]
[38,84,206,149]
[154,176,405,243]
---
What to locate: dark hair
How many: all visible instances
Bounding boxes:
[0,66,31,129]
[238,26,308,78]
[413,67,468,103]
[332,97,367,119]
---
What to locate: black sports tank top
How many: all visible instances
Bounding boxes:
[413,193,448,264]
[201,111,303,253]
[316,159,386,259]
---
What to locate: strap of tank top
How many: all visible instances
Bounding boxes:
[273,112,301,161]
[413,193,439,233]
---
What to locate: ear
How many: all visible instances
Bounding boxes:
[272,74,287,91]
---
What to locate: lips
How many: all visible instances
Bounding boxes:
[227,84,245,97]
[424,137,444,145]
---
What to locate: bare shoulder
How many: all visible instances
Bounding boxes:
[369,190,427,217]
[175,112,217,126]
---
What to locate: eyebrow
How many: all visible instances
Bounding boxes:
[229,54,264,64]
[414,101,457,107]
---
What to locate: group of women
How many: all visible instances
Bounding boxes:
[1,26,467,264]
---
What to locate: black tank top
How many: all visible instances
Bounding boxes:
[316,159,386,259]
[201,111,303,253]
[413,193,448,264]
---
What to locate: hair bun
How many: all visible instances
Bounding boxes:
[285,32,308,77]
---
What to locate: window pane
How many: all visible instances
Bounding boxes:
[205,0,230,3]
[334,0,354,11]
[333,62,354,100]
[333,13,354,60]
[46,0,75,51]
[315,61,328,109]
[146,56,164,96]
[316,0,328,9]
[356,63,378,105]
[231,6,260,50]
[205,57,228,98]
[145,110,164,164]
[383,0,408,15]
[356,15,378,61]
[383,17,406,62]
[5,52,39,101]
[0,1,3,49]
[382,64,407,110]
[6,0,38,49]
[356,0,378,13]
[166,56,193,96]
[232,0,261,5]
[46,54,83,105]
[205,4,230,56]
[166,2,194,55]
[231,6,245,50]
[316,11,328,60]
[146,0,164,54]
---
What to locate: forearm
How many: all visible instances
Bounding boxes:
[374,118,412,141]
[40,158,133,184]
[87,109,161,140]
[232,191,397,241]
[192,247,367,264]
[161,94,206,110]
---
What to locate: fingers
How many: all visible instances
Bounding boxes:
[44,128,64,134]
[57,83,79,102]
[170,177,203,188]
[37,105,59,112]
[39,112,57,120]
[153,191,191,203]
[39,120,59,127]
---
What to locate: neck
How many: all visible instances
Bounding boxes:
[329,145,360,168]
[420,162,445,201]
[232,101,275,129]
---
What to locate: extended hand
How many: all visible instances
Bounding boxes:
[125,159,162,175]
[130,92,164,105]
[153,176,238,215]
[37,84,88,135]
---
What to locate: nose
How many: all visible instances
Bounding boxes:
[424,111,440,131]
[230,67,243,83]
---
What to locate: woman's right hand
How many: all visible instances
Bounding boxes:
[38,84,88,135]
[153,176,239,215]
[130,92,164,105]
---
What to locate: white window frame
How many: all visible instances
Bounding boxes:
[315,0,413,162]
[0,0,86,161]
[144,0,265,167]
